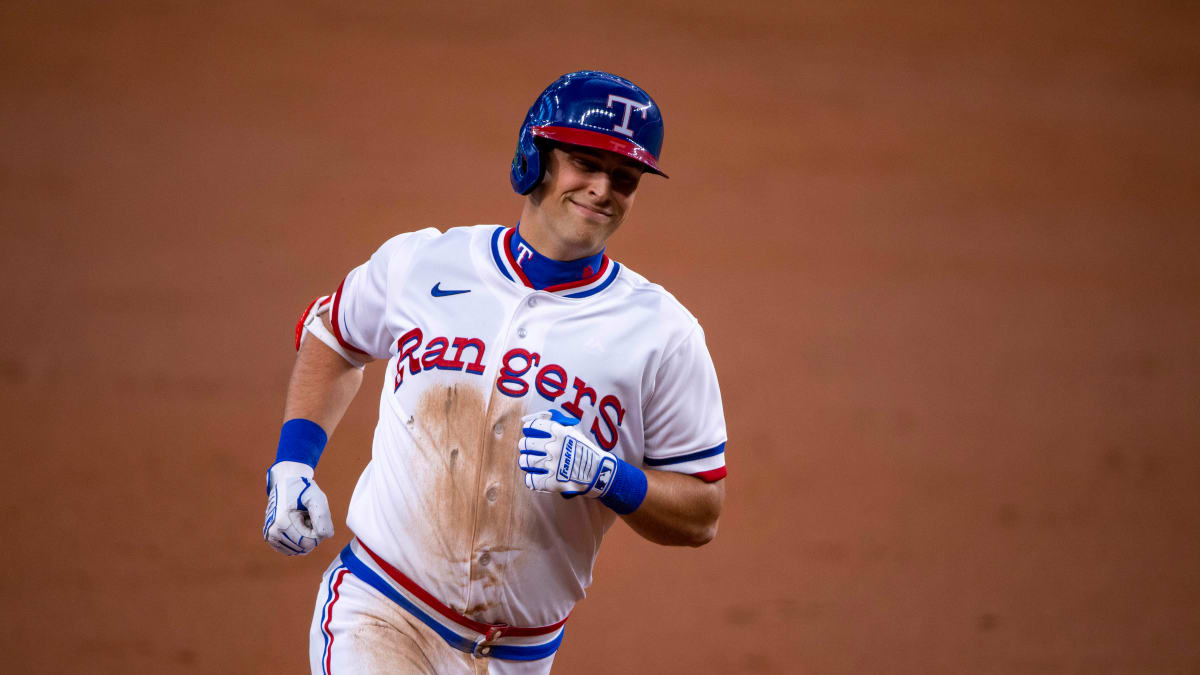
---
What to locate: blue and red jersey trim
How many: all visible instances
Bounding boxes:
[490,226,515,282]
[644,442,727,483]
[489,226,621,299]
[319,563,349,675]
[643,442,726,466]
[692,466,727,482]
[330,278,369,356]
[338,538,567,661]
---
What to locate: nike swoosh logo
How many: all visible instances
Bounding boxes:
[431,282,471,297]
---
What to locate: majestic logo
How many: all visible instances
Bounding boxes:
[431,282,470,297]
[606,95,649,137]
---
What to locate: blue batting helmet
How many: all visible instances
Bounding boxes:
[510,70,667,195]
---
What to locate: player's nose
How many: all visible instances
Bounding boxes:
[586,173,613,202]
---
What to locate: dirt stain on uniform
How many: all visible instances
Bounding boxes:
[353,620,437,674]
[411,384,490,568]
[411,383,539,623]
[352,601,482,674]
[463,394,544,622]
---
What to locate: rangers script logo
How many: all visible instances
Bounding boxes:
[390,326,627,450]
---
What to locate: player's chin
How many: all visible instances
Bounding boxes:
[576,212,625,239]
[568,221,620,253]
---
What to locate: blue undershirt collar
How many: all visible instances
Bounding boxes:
[509,225,605,290]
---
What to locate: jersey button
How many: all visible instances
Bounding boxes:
[527,297,538,308]
[492,422,504,436]
[517,327,527,339]
[485,485,499,502]
[479,551,491,566]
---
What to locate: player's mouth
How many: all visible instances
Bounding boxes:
[568,199,613,220]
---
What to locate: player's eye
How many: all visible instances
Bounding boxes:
[612,172,640,192]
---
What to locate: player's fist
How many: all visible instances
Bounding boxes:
[263,461,334,556]
[518,410,618,499]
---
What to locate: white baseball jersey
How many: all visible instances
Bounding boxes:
[328,224,726,635]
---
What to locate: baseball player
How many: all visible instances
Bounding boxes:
[263,70,728,674]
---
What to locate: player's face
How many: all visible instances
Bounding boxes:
[525,145,644,260]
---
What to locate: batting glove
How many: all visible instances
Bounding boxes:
[263,461,334,556]
[518,410,648,514]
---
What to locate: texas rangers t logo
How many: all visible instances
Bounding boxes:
[606,95,649,137]
[515,242,534,267]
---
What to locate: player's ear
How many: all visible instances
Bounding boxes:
[536,140,558,176]
[527,141,556,205]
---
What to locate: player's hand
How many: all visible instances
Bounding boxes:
[263,461,335,556]
[518,410,618,499]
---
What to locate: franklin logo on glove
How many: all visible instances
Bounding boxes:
[519,410,647,513]
[557,437,576,482]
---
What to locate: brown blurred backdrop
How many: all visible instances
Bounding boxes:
[2,1,1198,673]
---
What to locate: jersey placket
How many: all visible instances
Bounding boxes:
[462,289,550,622]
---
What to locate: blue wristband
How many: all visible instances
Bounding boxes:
[599,457,648,515]
[274,418,328,469]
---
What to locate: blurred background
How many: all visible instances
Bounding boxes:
[1,1,1198,673]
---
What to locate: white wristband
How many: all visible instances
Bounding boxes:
[300,297,367,369]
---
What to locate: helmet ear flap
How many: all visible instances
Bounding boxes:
[510,127,544,195]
